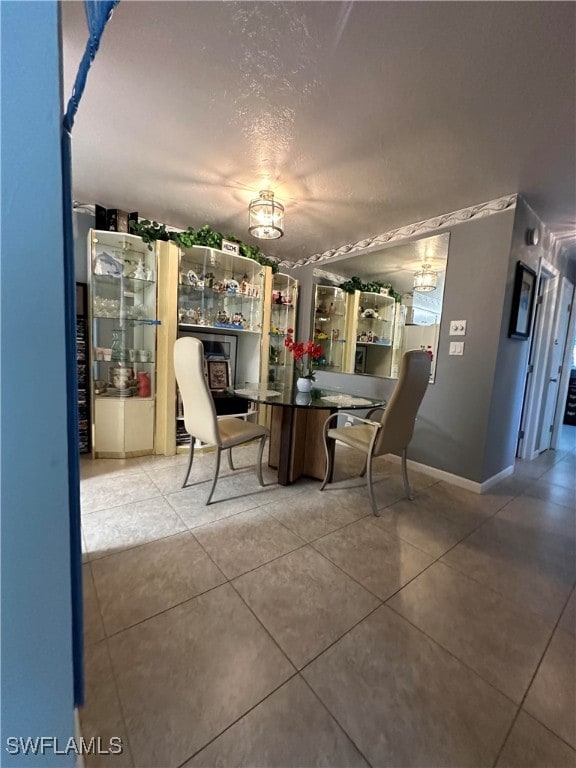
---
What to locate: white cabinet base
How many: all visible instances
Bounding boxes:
[94,397,155,458]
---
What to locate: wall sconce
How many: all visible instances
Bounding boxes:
[413,264,438,292]
[248,190,284,239]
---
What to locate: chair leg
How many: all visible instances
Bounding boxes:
[255,436,267,487]
[366,454,380,516]
[401,448,413,500]
[320,436,335,491]
[181,436,195,488]
[227,448,235,471]
[206,447,222,505]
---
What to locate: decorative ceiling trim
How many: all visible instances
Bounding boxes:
[278,193,517,269]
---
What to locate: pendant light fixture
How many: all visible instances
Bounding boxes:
[413,264,438,292]
[248,190,284,239]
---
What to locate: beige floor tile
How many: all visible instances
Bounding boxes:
[233,546,380,668]
[312,516,433,600]
[495,494,576,542]
[303,605,516,768]
[91,532,226,635]
[108,583,294,768]
[539,457,576,491]
[145,461,214,496]
[376,493,479,557]
[524,627,576,748]
[496,711,576,768]
[192,508,305,579]
[82,497,187,560]
[80,456,143,480]
[185,675,369,768]
[522,479,576,510]
[388,561,554,702]
[559,589,576,636]
[136,452,189,472]
[432,481,514,523]
[164,479,262,529]
[80,641,133,767]
[264,487,371,541]
[83,562,105,646]
[81,472,161,515]
[443,513,576,622]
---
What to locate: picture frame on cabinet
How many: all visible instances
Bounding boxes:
[355,346,367,374]
[207,360,230,391]
[509,261,537,340]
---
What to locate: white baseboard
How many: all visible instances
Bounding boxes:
[384,454,514,494]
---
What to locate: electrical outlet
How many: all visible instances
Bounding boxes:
[449,341,465,355]
[449,320,467,335]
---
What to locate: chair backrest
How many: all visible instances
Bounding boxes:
[174,337,220,446]
[373,350,431,456]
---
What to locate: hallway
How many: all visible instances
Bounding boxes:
[80,429,575,767]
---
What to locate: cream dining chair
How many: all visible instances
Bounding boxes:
[174,336,269,504]
[320,350,431,516]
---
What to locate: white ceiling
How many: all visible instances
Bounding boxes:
[61,1,576,265]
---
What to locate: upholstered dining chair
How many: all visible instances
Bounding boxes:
[320,350,431,516]
[174,336,269,504]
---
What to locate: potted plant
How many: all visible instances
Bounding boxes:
[284,330,324,392]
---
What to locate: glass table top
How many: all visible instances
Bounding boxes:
[233,384,386,410]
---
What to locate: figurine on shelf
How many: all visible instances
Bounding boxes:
[232,312,245,327]
[132,259,147,280]
[225,278,239,294]
[217,310,229,324]
[361,308,378,319]
[240,274,249,294]
[274,292,284,305]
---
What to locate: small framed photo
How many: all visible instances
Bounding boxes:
[355,346,367,374]
[207,360,230,391]
[509,261,537,340]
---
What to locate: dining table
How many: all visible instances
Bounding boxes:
[233,384,387,485]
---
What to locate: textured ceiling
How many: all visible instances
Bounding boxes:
[61,1,576,264]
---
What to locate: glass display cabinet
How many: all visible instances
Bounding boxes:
[88,230,158,457]
[312,284,348,372]
[344,290,397,375]
[268,272,298,388]
[177,246,268,387]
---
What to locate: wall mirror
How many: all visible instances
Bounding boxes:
[312,232,450,383]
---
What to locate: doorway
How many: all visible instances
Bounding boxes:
[537,277,575,452]
[517,260,559,460]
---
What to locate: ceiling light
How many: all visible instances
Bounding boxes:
[248,190,284,240]
[413,264,438,292]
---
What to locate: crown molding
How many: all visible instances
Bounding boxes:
[278,193,517,270]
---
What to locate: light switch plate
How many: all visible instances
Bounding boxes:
[449,341,464,355]
[449,320,467,336]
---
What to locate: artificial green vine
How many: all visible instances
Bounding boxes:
[129,219,279,274]
[339,275,402,302]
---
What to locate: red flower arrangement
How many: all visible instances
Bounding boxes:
[284,330,324,380]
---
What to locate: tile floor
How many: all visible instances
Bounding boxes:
[80,428,576,767]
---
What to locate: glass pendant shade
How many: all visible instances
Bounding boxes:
[248,190,284,239]
[413,264,437,292]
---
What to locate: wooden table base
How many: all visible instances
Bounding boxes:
[268,405,335,485]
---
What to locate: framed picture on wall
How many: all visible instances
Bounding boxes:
[509,261,537,340]
[207,360,230,391]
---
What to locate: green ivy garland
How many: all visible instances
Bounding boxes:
[129,219,279,274]
[339,275,402,302]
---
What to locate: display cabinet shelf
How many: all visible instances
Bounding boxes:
[267,273,298,387]
[88,229,158,457]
